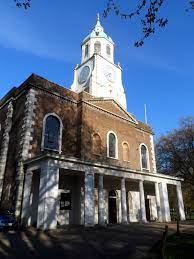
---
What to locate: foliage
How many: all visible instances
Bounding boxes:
[104,1,194,47]
[104,0,168,47]
[14,0,30,9]
[13,0,194,47]
[156,117,194,185]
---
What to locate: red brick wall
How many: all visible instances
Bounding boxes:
[31,89,79,158]
[0,92,27,208]
[81,102,153,171]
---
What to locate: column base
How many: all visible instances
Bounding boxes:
[121,221,128,224]
[140,219,147,223]
[84,223,95,227]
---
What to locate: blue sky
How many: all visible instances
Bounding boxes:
[0,0,193,138]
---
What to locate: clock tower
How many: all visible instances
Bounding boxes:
[71,14,127,110]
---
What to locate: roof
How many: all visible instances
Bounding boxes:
[82,14,114,45]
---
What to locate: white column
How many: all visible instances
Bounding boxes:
[37,164,59,230]
[176,183,186,221]
[139,180,147,222]
[84,172,94,226]
[121,178,128,223]
[98,175,105,225]
[80,187,85,225]
[155,182,162,222]
[21,169,33,227]
[159,182,171,222]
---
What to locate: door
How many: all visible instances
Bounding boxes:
[145,198,151,221]
[108,190,117,223]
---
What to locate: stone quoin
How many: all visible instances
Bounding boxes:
[0,15,185,229]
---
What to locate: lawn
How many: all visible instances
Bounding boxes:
[165,233,194,259]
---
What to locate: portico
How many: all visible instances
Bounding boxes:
[21,153,185,230]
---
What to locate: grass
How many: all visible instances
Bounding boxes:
[165,233,194,259]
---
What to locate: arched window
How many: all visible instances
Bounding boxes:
[85,44,89,57]
[106,44,111,56]
[42,114,62,152]
[94,41,101,54]
[107,132,117,158]
[92,133,101,154]
[140,144,149,170]
[122,142,130,161]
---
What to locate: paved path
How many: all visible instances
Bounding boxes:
[0,222,193,259]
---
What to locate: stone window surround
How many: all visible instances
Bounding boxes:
[139,143,150,172]
[107,130,118,159]
[41,113,63,154]
[94,41,101,54]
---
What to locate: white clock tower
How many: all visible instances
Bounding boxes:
[71,14,127,110]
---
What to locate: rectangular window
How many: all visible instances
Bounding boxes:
[60,192,71,210]
[85,44,89,57]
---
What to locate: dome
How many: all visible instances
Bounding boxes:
[82,14,114,45]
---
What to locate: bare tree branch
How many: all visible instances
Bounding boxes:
[104,0,193,47]
[14,0,31,9]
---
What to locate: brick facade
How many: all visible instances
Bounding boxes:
[0,74,155,211]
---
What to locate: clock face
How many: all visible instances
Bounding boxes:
[78,65,91,85]
[103,65,116,83]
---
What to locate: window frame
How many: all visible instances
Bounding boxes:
[41,113,63,154]
[94,41,101,54]
[106,44,111,57]
[107,131,118,159]
[85,44,89,58]
[139,143,150,171]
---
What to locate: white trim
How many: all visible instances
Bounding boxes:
[107,131,118,159]
[139,143,150,172]
[41,113,63,154]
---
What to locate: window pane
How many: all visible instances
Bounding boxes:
[141,145,148,169]
[94,41,101,54]
[109,133,116,158]
[106,45,111,56]
[44,115,60,150]
[85,44,89,57]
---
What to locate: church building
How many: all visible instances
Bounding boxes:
[0,15,185,229]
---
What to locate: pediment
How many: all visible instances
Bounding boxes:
[86,98,138,124]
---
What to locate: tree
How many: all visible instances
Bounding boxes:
[14,0,30,9]
[12,1,194,46]
[156,116,194,184]
[13,1,194,47]
[104,0,194,47]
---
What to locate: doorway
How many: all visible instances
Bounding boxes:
[108,190,117,223]
[145,198,151,221]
